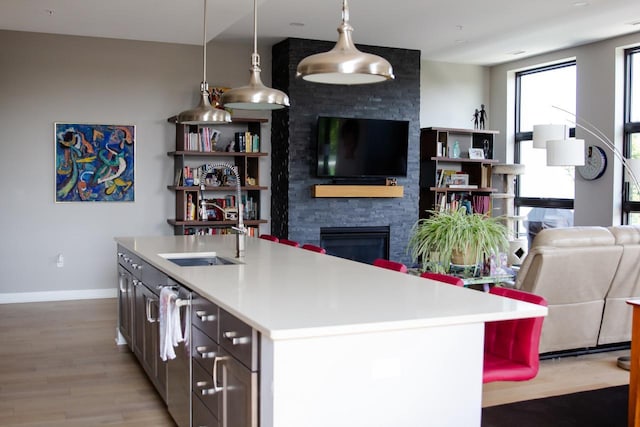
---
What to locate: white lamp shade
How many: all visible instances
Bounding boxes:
[533,124,568,149]
[546,138,585,166]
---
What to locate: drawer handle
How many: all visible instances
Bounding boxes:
[118,274,127,293]
[195,380,217,395]
[196,310,216,322]
[212,355,229,393]
[145,298,158,323]
[196,346,217,359]
[223,331,250,346]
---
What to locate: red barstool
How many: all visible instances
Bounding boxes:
[301,244,327,254]
[279,238,300,248]
[372,258,407,273]
[259,234,279,242]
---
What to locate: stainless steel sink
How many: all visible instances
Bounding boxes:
[159,252,242,267]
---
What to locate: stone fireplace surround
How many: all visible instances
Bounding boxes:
[270,38,421,265]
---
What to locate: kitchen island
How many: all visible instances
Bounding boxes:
[116,234,547,427]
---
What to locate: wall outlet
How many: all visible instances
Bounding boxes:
[56,253,64,268]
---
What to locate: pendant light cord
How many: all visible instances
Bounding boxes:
[202,0,207,87]
[342,0,349,24]
[251,0,260,68]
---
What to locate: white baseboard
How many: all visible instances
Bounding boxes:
[0,288,117,304]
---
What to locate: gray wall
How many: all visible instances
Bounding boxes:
[489,30,640,226]
[0,30,271,300]
[420,60,490,129]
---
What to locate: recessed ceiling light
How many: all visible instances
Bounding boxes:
[44,8,55,16]
[454,39,467,45]
[629,21,640,26]
[510,50,526,56]
[289,22,305,27]
[572,1,589,7]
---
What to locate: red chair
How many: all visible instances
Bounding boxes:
[420,272,464,287]
[482,287,548,383]
[259,234,279,242]
[279,238,300,248]
[301,244,326,254]
[372,258,408,273]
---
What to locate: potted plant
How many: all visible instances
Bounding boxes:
[408,208,509,274]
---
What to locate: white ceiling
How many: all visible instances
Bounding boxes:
[1,0,639,65]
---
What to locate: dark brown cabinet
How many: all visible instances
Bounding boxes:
[191,293,259,427]
[419,127,499,217]
[167,117,269,236]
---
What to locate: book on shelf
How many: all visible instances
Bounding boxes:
[437,169,458,187]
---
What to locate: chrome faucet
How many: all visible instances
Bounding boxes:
[199,162,247,258]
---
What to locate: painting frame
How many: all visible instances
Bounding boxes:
[54,123,135,203]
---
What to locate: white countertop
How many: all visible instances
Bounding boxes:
[116,235,547,340]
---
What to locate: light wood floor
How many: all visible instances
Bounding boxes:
[0,298,175,427]
[0,298,631,424]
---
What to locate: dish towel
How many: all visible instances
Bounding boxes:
[159,287,184,361]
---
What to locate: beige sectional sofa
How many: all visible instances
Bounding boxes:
[515,225,640,354]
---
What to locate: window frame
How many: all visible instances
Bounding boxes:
[514,61,577,212]
[622,46,640,222]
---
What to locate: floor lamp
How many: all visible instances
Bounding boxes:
[535,106,640,370]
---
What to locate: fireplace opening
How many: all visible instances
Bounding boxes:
[320,226,390,264]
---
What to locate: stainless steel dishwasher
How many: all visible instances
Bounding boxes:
[166,279,192,427]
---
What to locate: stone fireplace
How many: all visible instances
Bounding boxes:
[270,38,420,265]
[320,226,390,264]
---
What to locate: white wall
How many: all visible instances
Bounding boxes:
[489,31,640,226]
[420,60,490,129]
[0,30,272,300]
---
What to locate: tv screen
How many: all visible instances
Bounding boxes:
[316,116,409,178]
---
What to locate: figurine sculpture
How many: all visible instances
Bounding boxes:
[479,104,487,130]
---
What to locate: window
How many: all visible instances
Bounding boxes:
[624,47,640,224]
[514,62,576,245]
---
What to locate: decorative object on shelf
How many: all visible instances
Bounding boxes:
[479,104,487,129]
[472,109,480,129]
[577,145,607,180]
[207,86,230,108]
[469,148,485,159]
[176,0,231,124]
[451,140,460,158]
[408,208,509,274]
[55,123,134,202]
[295,0,394,85]
[220,0,289,110]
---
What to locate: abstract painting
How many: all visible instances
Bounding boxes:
[55,123,135,202]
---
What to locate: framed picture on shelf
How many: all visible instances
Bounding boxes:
[55,123,135,202]
[450,173,469,186]
[469,148,485,159]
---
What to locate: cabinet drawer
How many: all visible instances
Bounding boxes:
[192,356,220,419]
[142,260,168,294]
[219,309,259,371]
[192,391,219,427]
[192,327,220,368]
[192,294,219,342]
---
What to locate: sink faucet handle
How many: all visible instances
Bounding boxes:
[231,225,247,234]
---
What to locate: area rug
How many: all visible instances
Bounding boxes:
[482,385,628,427]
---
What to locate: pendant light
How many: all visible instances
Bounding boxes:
[177,0,231,124]
[296,0,394,85]
[220,0,290,110]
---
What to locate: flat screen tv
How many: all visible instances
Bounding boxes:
[316,116,409,178]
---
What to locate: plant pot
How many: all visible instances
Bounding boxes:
[451,248,476,266]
